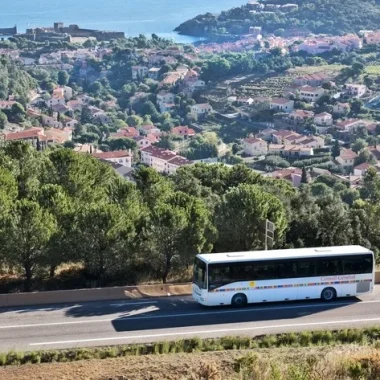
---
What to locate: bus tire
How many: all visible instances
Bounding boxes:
[321,287,336,302]
[231,293,247,307]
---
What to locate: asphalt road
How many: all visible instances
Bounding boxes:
[0,287,380,352]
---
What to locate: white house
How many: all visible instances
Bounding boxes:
[190,103,213,118]
[353,162,371,177]
[140,145,192,174]
[186,79,205,92]
[62,117,78,129]
[92,150,132,167]
[133,136,152,150]
[289,109,314,123]
[67,100,83,112]
[148,67,161,80]
[314,112,333,126]
[0,100,17,110]
[61,86,73,100]
[333,102,351,115]
[297,86,325,102]
[364,31,380,45]
[132,66,149,80]
[42,115,63,129]
[157,92,175,104]
[243,137,268,156]
[345,84,367,98]
[336,148,358,168]
[336,119,363,132]
[268,144,314,157]
[93,112,110,124]
[45,95,65,108]
[269,98,294,113]
[166,156,193,175]
[159,103,175,113]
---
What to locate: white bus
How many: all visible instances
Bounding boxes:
[192,245,374,307]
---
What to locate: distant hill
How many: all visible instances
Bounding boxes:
[175,0,380,38]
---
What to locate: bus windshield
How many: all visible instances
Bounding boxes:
[193,258,207,289]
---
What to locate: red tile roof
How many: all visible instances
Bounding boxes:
[291,110,314,118]
[339,148,358,160]
[354,162,370,170]
[272,130,300,139]
[244,137,264,144]
[3,128,44,141]
[167,156,193,166]
[315,112,332,117]
[93,150,131,159]
[111,127,139,138]
[336,119,361,130]
[141,145,177,160]
[271,98,292,105]
[172,126,196,136]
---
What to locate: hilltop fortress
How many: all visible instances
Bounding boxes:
[0,26,17,36]
[18,22,124,42]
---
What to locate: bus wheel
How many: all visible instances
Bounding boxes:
[321,287,336,302]
[231,293,247,307]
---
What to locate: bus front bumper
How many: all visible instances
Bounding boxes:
[192,286,208,305]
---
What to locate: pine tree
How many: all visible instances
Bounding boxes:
[332,139,341,159]
[301,166,308,184]
[36,137,41,152]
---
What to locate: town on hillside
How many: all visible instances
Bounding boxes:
[1,13,380,190]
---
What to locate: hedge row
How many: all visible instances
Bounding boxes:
[1,327,380,366]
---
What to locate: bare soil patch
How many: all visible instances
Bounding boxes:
[0,345,374,380]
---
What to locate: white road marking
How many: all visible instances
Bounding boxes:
[29,316,380,346]
[1,300,159,313]
[12,307,67,313]
[109,301,158,307]
[0,298,378,330]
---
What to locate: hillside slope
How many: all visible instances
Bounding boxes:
[175,0,380,37]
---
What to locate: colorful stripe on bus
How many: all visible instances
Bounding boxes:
[212,278,372,292]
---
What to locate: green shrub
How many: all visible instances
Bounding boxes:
[1,326,379,368]
[299,331,312,346]
[0,353,6,366]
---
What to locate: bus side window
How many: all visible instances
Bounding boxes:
[296,259,316,277]
[317,259,341,276]
[254,261,277,281]
[276,261,296,279]
[342,255,372,274]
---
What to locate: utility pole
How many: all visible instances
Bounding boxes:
[264,219,275,250]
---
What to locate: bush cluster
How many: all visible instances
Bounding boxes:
[1,327,380,367]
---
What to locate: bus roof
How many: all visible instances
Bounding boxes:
[196,245,372,264]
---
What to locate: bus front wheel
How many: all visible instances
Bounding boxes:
[321,287,336,302]
[231,293,247,307]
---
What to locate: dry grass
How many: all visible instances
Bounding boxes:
[364,65,380,75]
[0,346,377,380]
[287,64,346,76]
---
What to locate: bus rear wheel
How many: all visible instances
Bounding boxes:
[231,293,247,307]
[321,287,336,302]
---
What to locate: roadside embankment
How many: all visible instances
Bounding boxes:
[0,270,379,308]
[0,283,192,307]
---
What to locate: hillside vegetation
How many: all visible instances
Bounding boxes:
[0,142,380,292]
[175,0,380,37]
[0,56,36,104]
